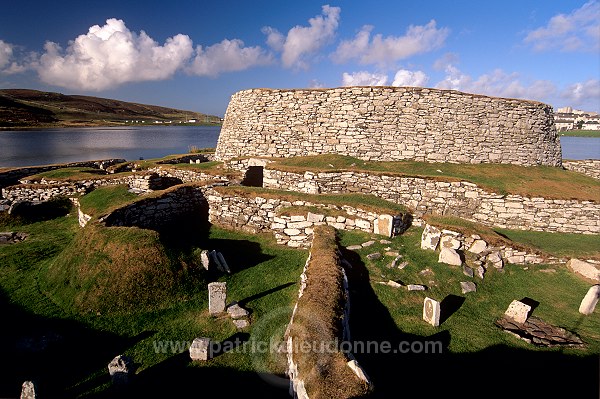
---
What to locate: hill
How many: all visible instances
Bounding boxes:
[0,88,221,128]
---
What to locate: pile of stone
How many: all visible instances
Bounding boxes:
[0,231,28,245]
[421,224,553,271]
[496,300,583,347]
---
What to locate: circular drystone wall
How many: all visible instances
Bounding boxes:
[215,86,561,167]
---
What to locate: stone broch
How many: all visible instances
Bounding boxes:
[423,297,441,327]
[208,282,227,315]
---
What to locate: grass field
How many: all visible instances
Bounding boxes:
[0,199,598,397]
[560,130,600,137]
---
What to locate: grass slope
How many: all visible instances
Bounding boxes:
[269,154,600,202]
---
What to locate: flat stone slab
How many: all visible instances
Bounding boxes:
[227,303,249,319]
[504,300,531,324]
[567,259,600,283]
[468,239,487,254]
[346,245,363,250]
[366,252,382,260]
[421,224,441,251]
[407,284,426,291]
[233,319,250,329]
[460,281,477,294]
[439,247,462,266]
[462,265,474,278]
[361,240,376,247]
[495,316,583,347]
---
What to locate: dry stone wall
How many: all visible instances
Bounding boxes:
[205,188,407,247]
[263,169,600,235]
[216,87,561,167]
[563,160,600,180]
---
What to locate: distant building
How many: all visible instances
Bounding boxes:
[554,108,600,131]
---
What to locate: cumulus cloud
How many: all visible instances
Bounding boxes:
[392,69,429,87]
[0,40,12,69]
[188,39,273,77]
[341,71,388,86]
[263,5,340,69]
[524,1,600,52]
[36,18,194,90]
[332,20,449,66]
[561,79,600,105]
[0,39,29,74]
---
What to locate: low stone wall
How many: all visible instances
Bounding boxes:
[286,226,370,399]
[1,183,85,203]
[563,160,600,180]
[206,188,407,248]
[147,166,230,184]
[0,159,125,190]
[263,169,600,235]
[100,185,207,230]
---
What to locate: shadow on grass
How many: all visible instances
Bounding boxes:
[340,246,599,398]
[238,282,296,308]
[7,196,73,224]
[0,289,150,399]
[439,294,466,325]
[88,353,290,399]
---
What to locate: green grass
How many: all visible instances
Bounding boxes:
[560,130,600,137]
[423,214,600,259]
[25,167,107,180]
[495,228,600,258]
[337,226,599,395]
[269,154,600,202]
[78,184,138,216]
[0,212,307,397]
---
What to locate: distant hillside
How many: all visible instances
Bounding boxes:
[0,89,222,128]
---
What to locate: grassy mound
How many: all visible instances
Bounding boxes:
[42,224,205,314]
[78,184,138,216]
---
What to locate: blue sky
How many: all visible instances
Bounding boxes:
[0,0,598,116]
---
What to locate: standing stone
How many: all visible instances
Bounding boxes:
[189,337,212,361]
[208,282,227,315]
[439,247,462,266]
[504,300,532,324]
[20,381,37,399]
[579,285,600,315]
[423,297,441,326]
[108,354,134,385]
[460,281,477,294]
[200,250,210,270]
[421,224,441,251]
[374,214,393,237]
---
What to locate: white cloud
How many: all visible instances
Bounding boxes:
[435,62,557,101]
[188,39,273,77]
[342,71,388,86]
[332,20,449,66]
[392,69,429,87]
[37,18,194,90]
[524,1,600,52]
[0,40,13,69]
[561,79,600,105]
[263,5,341,69]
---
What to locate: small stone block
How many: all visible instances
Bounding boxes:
[504,300,532,324]
[423,297,441,326]
[189,337,212,361]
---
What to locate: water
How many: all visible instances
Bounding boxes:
[0,127,597,167]
[559,136,600,160]
[0,126,221,167]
